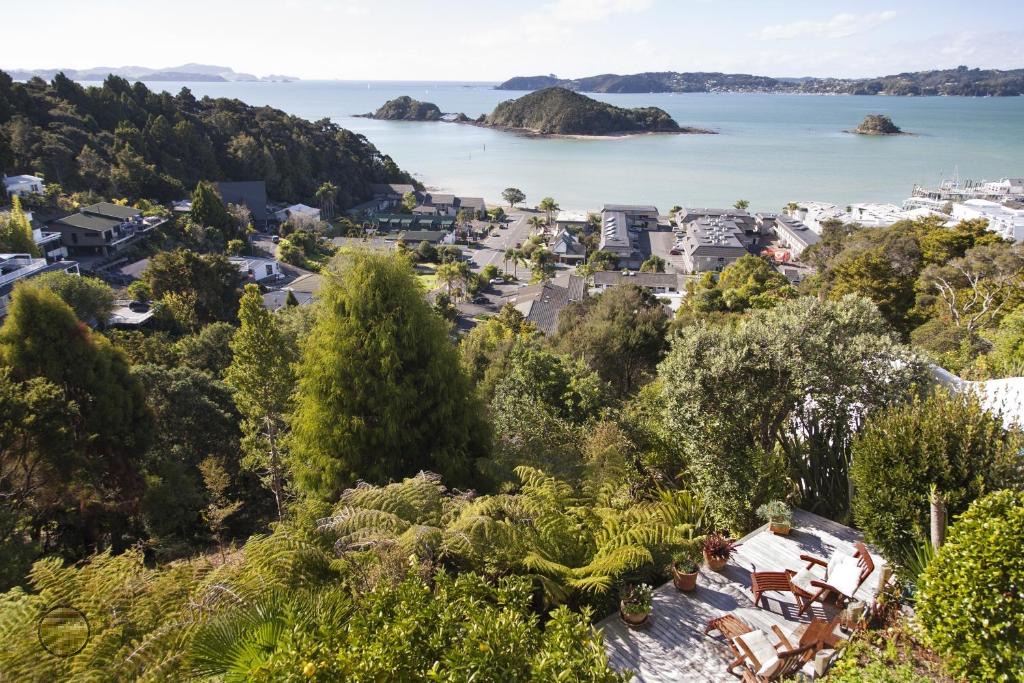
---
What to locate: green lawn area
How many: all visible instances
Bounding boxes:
[415,263,438,290]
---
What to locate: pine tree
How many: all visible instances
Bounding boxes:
[0,196,40,256]
[224,285,294,519]
[290,250,488,500]
[189,181,231,231]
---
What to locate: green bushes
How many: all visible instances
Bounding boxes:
[917,490,1024,681]
[850,389,1022,571]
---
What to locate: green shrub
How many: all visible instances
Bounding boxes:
[916,489,1024,681]
[850,388,1022,571]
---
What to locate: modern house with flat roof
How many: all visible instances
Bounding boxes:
[216,181,268,229]
[599,211,635,260]
[0,254,80,317]
[952,199,1024,243]
[49,202,165,257]
[230,256,283,283]
[555,210,591,232]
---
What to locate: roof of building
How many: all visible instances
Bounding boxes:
[774,214,821,247]
[679,207,751,223]
[371,183,415,197]
[115,257,151,281]
[52,212,124,232]
[428,193,456,204]
[603,204,658,214]
[593,270,680,289]
[287,272,323,294]
[931,365,1024,431]
[399,230,446,243]
[556,210,590,223]
[412,205,437,214]
[262,289,316,311]
[550,230,586,256]
[216,181,268,222]
[278,204,320,219]
[458,196,486,209]
[600,211,631,250]
[508,276,586,336]
[683,218,748,253]
[229,256,280,273]
[82,202,141,221]
[108,300,155,327]
[4,174,44,185]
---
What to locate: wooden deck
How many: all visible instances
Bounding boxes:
[598,509,888,682]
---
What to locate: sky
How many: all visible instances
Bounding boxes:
[4,0,1024,81]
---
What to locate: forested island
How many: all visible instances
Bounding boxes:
[497,66,1024,96]
[358,95,443,121]
[850,114,906,135]
[0,70,414,205]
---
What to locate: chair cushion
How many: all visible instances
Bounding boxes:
[825,551,844,579]
[790,569,819,594]
[828,555,863,598]
[757,654,782,678]
[734,629,777,669]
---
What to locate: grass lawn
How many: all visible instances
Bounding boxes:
[415,263,438,290]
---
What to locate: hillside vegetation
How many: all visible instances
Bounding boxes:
[0,70,414,205]
[484,87,704,136]
[498,66,1024,96]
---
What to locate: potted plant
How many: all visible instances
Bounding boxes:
[757,500,793,536]
[619,583,653,626]
[670,543,702,592]
[702,532,739,572]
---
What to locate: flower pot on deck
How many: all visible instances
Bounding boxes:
[671,565,698,592]
[769,519,791,535]
[619,601,650,626]
[704,550,728,572]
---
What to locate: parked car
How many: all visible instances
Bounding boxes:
[272,235,280,244]
[472,296,488,304]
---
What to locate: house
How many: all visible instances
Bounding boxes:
[392,230,455,245]
[49,202,164,257]
[411,205,438,216]
[592,270,681,294]
[457,197,487,220]
[952,199,1024,242]
[107,300,155,327]
[262,272,323,311]
[216,181,269,229]
[23,210,67,261]
[0,254,79,317]
[678,218,750,273]
[771,214,821,256]
[426,193,457,216]
[4,174,44,198]
[230,256,283,282]
[555,210,591,232]
[549,229,587,263]
[274,203,321,223]
[505,275,587,336]
[370,214,455,233]
[370,183,418,211]
[603,204,659,230]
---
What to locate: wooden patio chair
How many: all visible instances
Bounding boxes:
[788,541,875,616]
[737,642,817,682]
[705,614,838,674]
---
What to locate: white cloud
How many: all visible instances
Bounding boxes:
[462,0,653,48]
[758,11,897,41]
[539,0,654,24]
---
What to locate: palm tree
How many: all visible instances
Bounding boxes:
[503,247,515,273]
[538,197,559,227]
[436,261,461,299]
[527,216,542,234]
[315,181,338,221]
[733,199,749,212]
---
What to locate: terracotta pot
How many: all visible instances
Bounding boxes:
[769,520,792,536]
[704,550,728,572]
[672,565,698,592]
[619,601,650,626]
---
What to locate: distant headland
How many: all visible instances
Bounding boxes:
[5,64,299,83]
[359,88,715,137]
[496,67,1024,96]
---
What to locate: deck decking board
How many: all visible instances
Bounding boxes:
[597,509,886,682]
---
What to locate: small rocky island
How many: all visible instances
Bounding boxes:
[850,114,905,135]
[359,95,442,121]
[483,87,712,136]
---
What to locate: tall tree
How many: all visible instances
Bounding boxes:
[143,249,242,324]
[0,196,39,256]
[189,180,231,231]
[314,181,338,221]
[290,251,488,499]
[538,197,559,226]
[31,271,114,326]
[224,285,294,519]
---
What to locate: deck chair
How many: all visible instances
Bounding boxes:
[705,614,837,674]
[787,541,875,616]
[738,642,817,682]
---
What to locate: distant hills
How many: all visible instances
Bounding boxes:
[6,63,298,83]
[497,67,1024,96]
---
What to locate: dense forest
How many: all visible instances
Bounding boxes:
[0,70,415,205]
[497,66,1024,96]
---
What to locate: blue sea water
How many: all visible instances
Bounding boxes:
[116,80,1024,212]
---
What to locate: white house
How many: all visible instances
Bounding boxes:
[4,174,44,197]
[0,254,80,318]
[555,210,591,232]
[274,204,321,223]
[230,256,283,282]
[952,199,1024,243]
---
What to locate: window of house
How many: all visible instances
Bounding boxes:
[265,265,273,277]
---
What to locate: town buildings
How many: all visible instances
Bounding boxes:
[951,199,1024,242]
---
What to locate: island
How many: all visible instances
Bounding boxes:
[358,96,443,121]
[849,114,905,136]
[482,87,712,136]
[495,66,1024,97]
